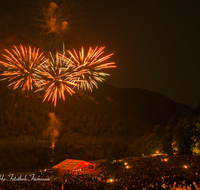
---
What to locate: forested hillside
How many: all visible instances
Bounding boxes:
[0,79,199,172]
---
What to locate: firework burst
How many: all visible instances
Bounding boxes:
[37,51,81,107]
[64,46,116,91]
[0,45,116,106]
[0,45,45,90]
[35,1,83,37]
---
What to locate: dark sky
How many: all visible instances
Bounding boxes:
[1,0,200,108]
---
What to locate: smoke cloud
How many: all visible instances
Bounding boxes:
[43,112,62,146]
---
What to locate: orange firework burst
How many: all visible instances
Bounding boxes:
[0,45,116,107]
[65,46,116,91]
[37,51,81,106]
[0,45,45,90]
[36,1,82,37]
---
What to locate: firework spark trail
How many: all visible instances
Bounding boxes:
[0,45,45,90]
[65,46,116,91]
[36,51,83,106]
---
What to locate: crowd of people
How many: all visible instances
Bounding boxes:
[1,154,200,190]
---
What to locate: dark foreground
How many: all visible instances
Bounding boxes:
[1,155,200,190]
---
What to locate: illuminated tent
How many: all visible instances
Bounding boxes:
[53,159,95,172]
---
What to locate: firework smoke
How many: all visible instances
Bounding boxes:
[43,112,61,148]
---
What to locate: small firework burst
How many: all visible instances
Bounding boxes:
[36,51,81,106]
[39,2,64,36]
[34,1,86,52]
[0,45,45,90]
[35,1,82,37]
[65,46,116,91]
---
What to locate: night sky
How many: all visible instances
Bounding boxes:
[1,0,200,108]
